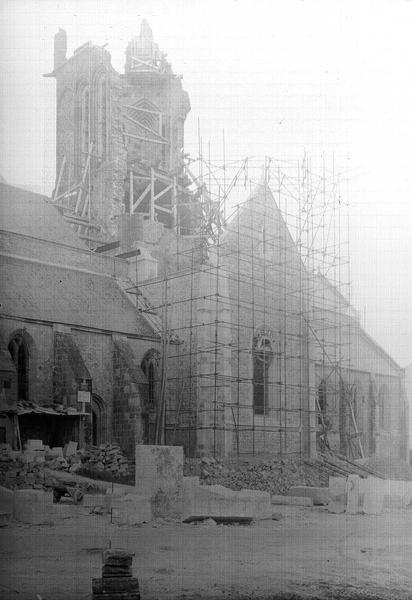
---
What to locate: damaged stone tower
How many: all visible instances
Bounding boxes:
[45,20,191,241]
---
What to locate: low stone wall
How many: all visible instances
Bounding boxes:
[327,475,412,515]
[182,477,272,521]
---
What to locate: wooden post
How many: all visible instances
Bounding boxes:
[53,155,66,202]
[172,175,177,231]
[75,142,93,214]
[150,167,155,221]
[129,170,134,214]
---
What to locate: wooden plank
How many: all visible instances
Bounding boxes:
[94,241,120,253]
[150,168,155,221]
[122,103,163,116]
[129,170,133,214]
[132,182,151,212]
[153,183,173,202]
[124,131,168,145]
[154,204,172,214]
[55,182,82,202]
[122,112,168,142]
[53,155,66,202]
[75,142,93,214]
[116,249,142,259]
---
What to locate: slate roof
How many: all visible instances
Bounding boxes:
[0,254,157,338]
[0,182,86,249]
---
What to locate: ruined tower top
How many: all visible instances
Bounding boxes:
[54,28,67,71]
[125,19,171,74]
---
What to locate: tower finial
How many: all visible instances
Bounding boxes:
[125,19,169,74]
[54,28,67,71]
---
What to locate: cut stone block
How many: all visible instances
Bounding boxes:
[346,475,361,514]
[25,439,43,450]
[328,477,347,513]
[13,489,54,524]
[271,494,313,506]
[47,447,63,458]
[288,486,329,505]
[22,450,45,464]
[135,445,183,519]
[362,476,384,514]
[64,441,78,457]
[182,479,272,521]
[92,577,140,600]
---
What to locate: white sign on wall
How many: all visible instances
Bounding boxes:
[77,390,91,404]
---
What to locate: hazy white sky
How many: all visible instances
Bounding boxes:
[1,0,411,366]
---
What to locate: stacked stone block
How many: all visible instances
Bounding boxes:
[92,549,140,600]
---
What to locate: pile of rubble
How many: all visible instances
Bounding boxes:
[184,455,328,496]
[0,457,47,490]
[78,443,131,478]
[0,440,131,490]
[46,443,131,478]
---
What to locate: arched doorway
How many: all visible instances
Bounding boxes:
[91,394,105,446]
[8,331,31,401]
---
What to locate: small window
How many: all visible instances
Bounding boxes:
[8,334,29,401]
[3,380,11,389]
[253,331,274,415]
[141,349,161,409]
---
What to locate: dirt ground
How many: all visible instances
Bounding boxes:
[1,504,412,600]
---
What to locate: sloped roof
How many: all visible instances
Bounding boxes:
[0,182,86,249]
[0,254,157,338]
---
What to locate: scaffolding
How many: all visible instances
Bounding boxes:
[125,151,355,459]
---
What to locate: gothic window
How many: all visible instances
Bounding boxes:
[8,333,30,401]
[252,331,274,415]
[97,77,107,161]
[80,86,90,166]
[141,350,161,409]
[91,394,105,446]
[75,83,90,176]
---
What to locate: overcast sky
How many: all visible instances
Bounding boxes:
[1,0,411,367]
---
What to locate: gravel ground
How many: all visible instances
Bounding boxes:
[1,504,411,600]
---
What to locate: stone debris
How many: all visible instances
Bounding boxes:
[92,549,140,600]
[0,440,130,491]
[184,455,329,496]
[79,443,131,478]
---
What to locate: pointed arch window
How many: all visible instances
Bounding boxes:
[8,334,29,401]
[253,331,274,415]
[97,77,107,161]
[75,83,90,176]
[80,86,90,167]
[141,350,161,409]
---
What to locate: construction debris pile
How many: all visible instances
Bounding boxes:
[184,455,328,496]
[0,440,131,490]
[48,443,131,479]
[0,454,47,491]
[184,451,386,496]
